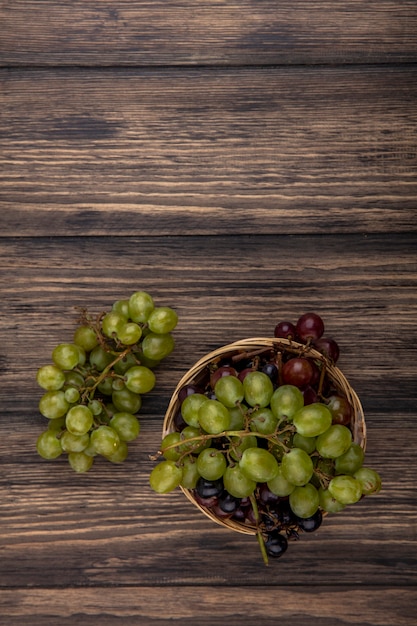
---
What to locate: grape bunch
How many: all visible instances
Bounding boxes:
[36,291,178,472]
[150,312,381,564]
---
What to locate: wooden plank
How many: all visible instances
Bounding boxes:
[1,67,416,236]
[0,587,416,625]
[1,1,417,66]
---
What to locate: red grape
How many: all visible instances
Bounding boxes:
[274,321,297,340]
[282,357,314,388]
[296,312,325,343]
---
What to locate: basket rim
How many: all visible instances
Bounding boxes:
[162,336,367,536]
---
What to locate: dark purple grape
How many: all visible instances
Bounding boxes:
[195,477,224,499]
[210,366,238,388]
[261,362,278,384]
[258,483,280,506]
[282,357,314,388]
[265,531,288,558]
[194,492,218,508]
[237,367,254,382]
[178,383,204,403]
[303,385,318,405]
[274,321,297,340]
[173,410,187,431]
[296,313,325,343]
[313,337,340,363]
[218,491,241,514]
[295,509,323,532]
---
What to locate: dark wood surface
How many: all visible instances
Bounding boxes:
[1,2,416,625]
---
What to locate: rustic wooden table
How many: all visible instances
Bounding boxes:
[1,2,417,624]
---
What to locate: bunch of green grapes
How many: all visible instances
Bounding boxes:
[150,313,382,564]
[36,291,178,472]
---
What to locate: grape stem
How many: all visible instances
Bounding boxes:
[250,494,269,566]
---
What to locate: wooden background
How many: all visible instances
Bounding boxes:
[1,2,416,624]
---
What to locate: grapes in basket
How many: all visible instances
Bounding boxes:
[150,312,381,564]
[35,291,178,472]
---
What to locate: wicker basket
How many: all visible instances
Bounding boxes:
[162,337,366,536]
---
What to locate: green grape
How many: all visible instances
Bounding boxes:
[113,352,139,375]
[149,460,183,493]
[292,402,332,437]
[110,412,140,442]
[128,291,155,323]
[292,433,316,454]
[75,345,86,366]
[112,387,142,413]
[89,345,114,371]
[196,448,227,481]
[124,365,156,394]
[68,451,94,473]
[223,464,256,498]
[64,386,80,404]
[60,430,90,453]
[97,377,114,396]
[112,299,130,318]
[242,371,274,408]
[249,407,278,435]
[180,456,200,489]
[39,390,70,419]
[47,416,66,432]
[73,325,99,352]
[289,483,320,518]
[36,430,62,459]
[135,353,161,369]
[106,441,129,463]
[214,376,244,408]
[52,343,81,370]
[179,426,211,454]
[335,443,365,475]
[328,474,363,505]
[315,424,352,459]
[141,332,175,361]
[161,432,182,460]
[229,434,258,462]
[64,370,85,389]
[318,487,345,513]
[90,425,120,457]
[354,467,382,495]
[239,447,279,482]
[270,384,304,421]
[181,393,208,428]
[88,399,103,416]
[116,322,142,345]
[147,306,178,334]
[36,364,66,391]
[228,404,246,430]
[267,465,296,497]
[198,399,231,434]
[101,311,127,338]
[65,405,94,436]
[112,378,126,391]
[281,447,314,486]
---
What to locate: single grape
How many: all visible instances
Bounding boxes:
[295,508,322,532]
[88,399,103,416]
[112,387,142,414]
[52,343,81,370]
[318,487,345,513]
[141,332,175,361]
[270,384,304,421]
[228,405,246,430]
[36,430,62,459]
[242,371,274,408]
[64,386,80,404]
[229,434,258,462]
[112,299,130,318]
[90,425,120,457]
[354,467,382,495]
[265,531,288,558]
[274,321,297,340]
[326,394,352,426]
[179,426,211,454]
[195,477,224,499]
[261,362,278,383]
[178,383,204,403]
[335,442,365,475]
[197,448,227,481]
[214,375,244,408]
[180,457,200,489]
[110,412,140,442]
[218,491,241,514]
[39,390,70,419]
[60,430,90,453]
[249,407,278,435]
[101,311,126,338]
[124,365,156,394]
[239,447,279,483]
[64,370,85,389]
[128,291,155,323]
[282,357,314,388]
[198,399,231,434]
[210,365,238,388]
[281,448,314,486]
[292,433,316,454]
[267,465,296,497]
[315,424,352,459]
[314,337,340,363]
[89,345,114,371]
[73,325,99,352]
[106,441,129,463]
[66,405,94,436]
[292,403,333,437]
[68,451,94,473]
[295,312,325,343]
[97,377,114,396]
[147,306,178,334]
[181,393,209,428]
[289,483,320,518]
[223,464,256,498]
[328,474,363,505]
[36,365,66,391]
[116,322,142,345]
[161,432,182,460]
[150,460,183,493]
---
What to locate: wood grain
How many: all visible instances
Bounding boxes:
[1,66,416,237]
[1,1,417,66]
